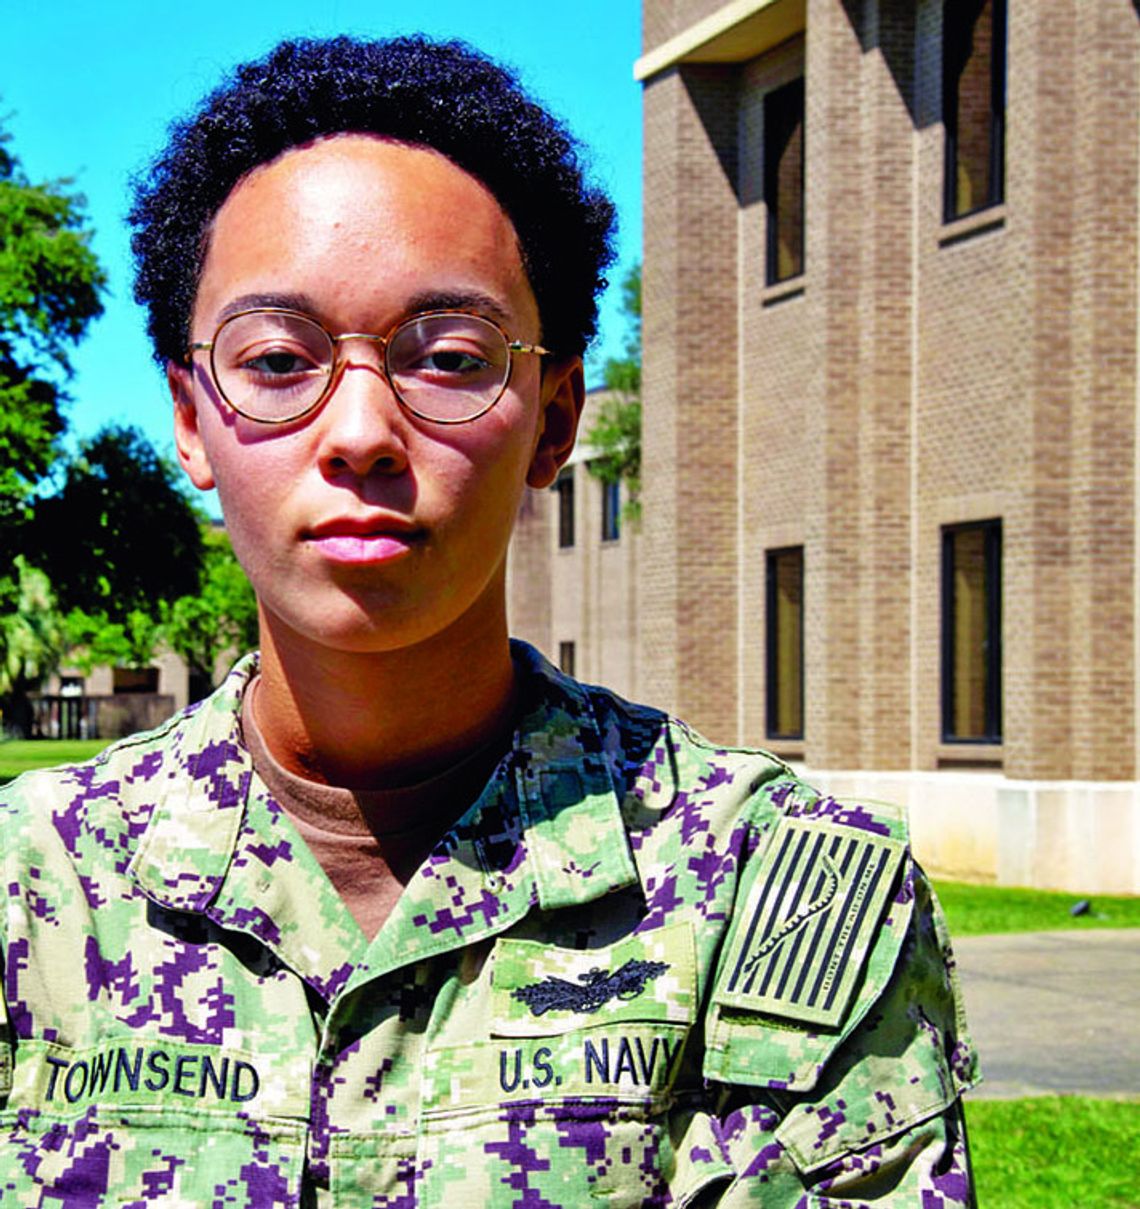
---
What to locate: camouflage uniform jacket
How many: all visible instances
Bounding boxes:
[0,643,978,1206]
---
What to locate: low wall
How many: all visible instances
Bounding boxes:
[94,694,177,740]
[796,766,1140,895]
[31,694,177,741]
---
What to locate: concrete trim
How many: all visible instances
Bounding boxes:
[634,0,806,82]
[793,765,1140,894]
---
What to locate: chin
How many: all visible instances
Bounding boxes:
[262,595,468,659]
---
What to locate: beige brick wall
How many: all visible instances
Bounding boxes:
[506,485,553,649]
[640,0,1140,791]
[507,0,1140,888]
[641,63,741,737]
[644,0,737,52]
[738,38,808,751]
[507,402,641,698]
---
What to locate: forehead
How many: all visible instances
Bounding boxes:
[194,134,537,332]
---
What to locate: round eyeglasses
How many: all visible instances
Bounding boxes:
[186,308,552,425]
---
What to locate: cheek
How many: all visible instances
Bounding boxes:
[449,402,541,496]
[213,485,277,590]
[439,437,535,540]
[203,437,297,565]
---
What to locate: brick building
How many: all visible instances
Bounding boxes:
[512,0,1140,891]
[509,390,641,701]
[626,0,1140,891]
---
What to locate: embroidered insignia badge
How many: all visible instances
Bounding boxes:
[714,818,905,1027]
[512,959,669,1016]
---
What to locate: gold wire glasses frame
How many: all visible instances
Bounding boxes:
[185,307,552,426]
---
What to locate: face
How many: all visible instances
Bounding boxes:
[170,135,582,660]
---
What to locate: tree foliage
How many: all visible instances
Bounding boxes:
[0,123,105,559]
[586,263,641,518]
[4,420,252,707]
[61,607,163,676]
[20,524,255,701]
[32,425,204,624]
[0,557,63,700]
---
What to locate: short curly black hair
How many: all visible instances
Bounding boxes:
[129,35,616,363]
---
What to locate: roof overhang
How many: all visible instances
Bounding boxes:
[634,0,806,82]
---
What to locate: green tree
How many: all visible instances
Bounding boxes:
[0,123,105,581]
[162,527,259,696]
[0,556,64,734]
[586,262,641,520]
[32,424,204,624]
[61,607,162,676]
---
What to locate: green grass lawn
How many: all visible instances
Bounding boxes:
[933,878,1140,936]
[0,738,108,786]
[940,884,1140,1207]
[968,1096,1140,1209]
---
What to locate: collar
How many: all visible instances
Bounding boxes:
[126,653,257,914]
[508,639,639,909]
[127,645,639,986]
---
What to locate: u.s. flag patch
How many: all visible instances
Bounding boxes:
[714,817,905,1028]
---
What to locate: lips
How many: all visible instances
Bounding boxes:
[304,515,424,565]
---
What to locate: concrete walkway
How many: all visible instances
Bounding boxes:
[954,928,1140,1099]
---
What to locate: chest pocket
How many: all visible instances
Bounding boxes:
[414,923,706,1207]
[0,1038,310,1207]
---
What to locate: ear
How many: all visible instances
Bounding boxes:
[527,357,584,489]
[168,362,217,491]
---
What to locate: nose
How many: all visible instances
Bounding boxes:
[315,338,410,480]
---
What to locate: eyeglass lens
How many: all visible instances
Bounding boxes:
[211,311,512,423]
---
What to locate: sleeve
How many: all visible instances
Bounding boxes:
[0,940,10,1108]
[693,801,980,1207]
[1,789,20,1110]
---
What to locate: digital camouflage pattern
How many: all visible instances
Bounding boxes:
[0,642,978,1206]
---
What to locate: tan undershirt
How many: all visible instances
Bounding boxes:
[240,678,512,939]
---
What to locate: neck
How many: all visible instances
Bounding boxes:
[252,589,517,791]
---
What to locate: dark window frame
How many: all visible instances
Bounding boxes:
[601,479,620,543]
[556,468,575,549]
[765,545,805,741]
[558,641,576,678]
[941,519,1002,743]
[764,76,806,286]
[942,0,1007,222]
[113,666,159,695]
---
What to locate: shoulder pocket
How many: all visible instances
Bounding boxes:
[705,829,975,1177]
[704,815,911,1091]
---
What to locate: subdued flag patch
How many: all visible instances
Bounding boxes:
[714,818,905,1028]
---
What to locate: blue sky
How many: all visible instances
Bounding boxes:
[4,1,642,497]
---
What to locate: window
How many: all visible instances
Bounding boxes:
[765,547,804,740]
[59,676,83,698]
[113,667,159,694]
[943,0,1006,221]
[941,520,1002,742]
[559,641,576,677]
[556,469,575,548]
[764,77,805,285]
[601,479,620,542]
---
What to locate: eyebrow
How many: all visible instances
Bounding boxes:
[217,292,318,323]
[214,289,517,332]
[400,290,515,330]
